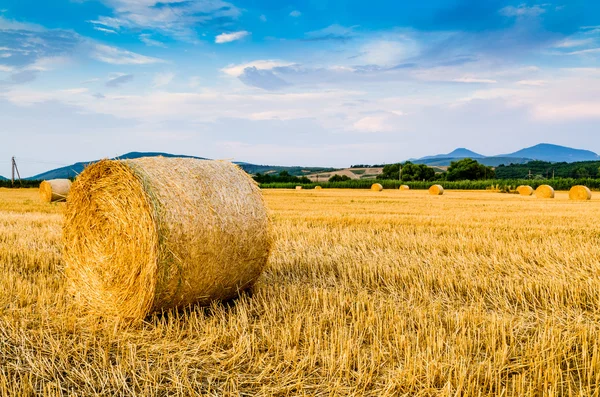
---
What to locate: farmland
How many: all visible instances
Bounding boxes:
[1,188,600,395]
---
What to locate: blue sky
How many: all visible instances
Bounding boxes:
[1,0,600,176]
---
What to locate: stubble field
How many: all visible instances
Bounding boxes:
[1,187,600,396]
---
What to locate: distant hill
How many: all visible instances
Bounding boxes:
[501,143,599,163]
[27,152,335,180]
[419,148,485,161]
[0,175,6,181]
[412,143,598,166]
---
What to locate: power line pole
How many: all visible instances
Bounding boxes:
[11,157,21,187]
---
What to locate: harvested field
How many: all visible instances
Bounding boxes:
[1,188,600,395]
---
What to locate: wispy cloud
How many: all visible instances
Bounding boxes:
[517,80,546,86]
[93,26,117,34]
[91,44,163,65]
[215,31,250,44]
[153,72,174,87]
[304,24,356,42]
[221,60,295,77]
[238,67,290,90]
[140,34,166,47]
[453,77,497,84]
[289,10,301,17]
[106,73,133,88]
[91,0,242,40]
[499,4,546,18]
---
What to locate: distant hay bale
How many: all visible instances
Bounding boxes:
[399,185,410,191]
[517,185,534,196]
[429,185,444,195]
[39,179,71,203]
[296,186,303,190]
[371,183,383,192]
[63,158,271,321]
[535,184,555,199]
[314,186,322,190]
[569,185,591,201]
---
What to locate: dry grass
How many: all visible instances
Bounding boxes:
[2,188,600,396]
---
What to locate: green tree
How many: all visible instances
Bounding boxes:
[329,174,351,182]
[377,162,436,181]
[446,158,495,181]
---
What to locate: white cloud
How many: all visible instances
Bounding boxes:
[517,80,546,86]
[0,16,45,32]
[91,0,241,40]
[358,37,419,66]
[153,72,175,87]
[90,44,163,65]
[567,48,600,56]
[221,60,294,77]
[499,4,546,17]
[259,15,267,22]
[140,34,166,47]
[453,77,497,84]
[93,26,117,34]
[215,31,250,44]
[0,64,14,72]
[289,10,301,17]
[553,38,595,48]
[352,114,400,133]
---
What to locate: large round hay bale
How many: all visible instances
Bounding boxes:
[569,185,591,201]
[429,185,444,195]
[314,185,322,190]
[535,184,555,199]
[295,186,302,190]
[39,179,71,203]
[63,158,271,321]
[399,185,410,191]
[371,183,383,192]
[517,185,534,196]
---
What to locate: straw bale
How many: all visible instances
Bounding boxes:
[314,186,322,190]
[371,183,383,192]
[63,157,271,321]
[296,186,302,190]
[569,185,591,201]
[517,185,534,196]
[429,185,444,195]
[535,185,555,199]
[399,185,410,191]
[39,179,71,203]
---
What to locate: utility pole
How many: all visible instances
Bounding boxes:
[528,170,532,179]
[11,157,22,187]
[399,164,402,182]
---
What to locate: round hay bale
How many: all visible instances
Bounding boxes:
[569,185,591,201]
[63,158,271,321]
[295,186,302,190]
[399,185,410,191]
[39,179,72,203]
[517,185,534,196]
[314,186,322,190]
[429,185,444,195]
[535,185,555,199]
[371,183,383,192]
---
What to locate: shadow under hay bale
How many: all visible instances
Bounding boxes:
[517,185,534,196]
[371,183,383,192]
[569,185,592,201]
[429,185,444,195]
[63,157,271,322]
[39,179,71,203]
[535,185,555,199]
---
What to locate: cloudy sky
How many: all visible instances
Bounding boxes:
[1,0,600,176]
